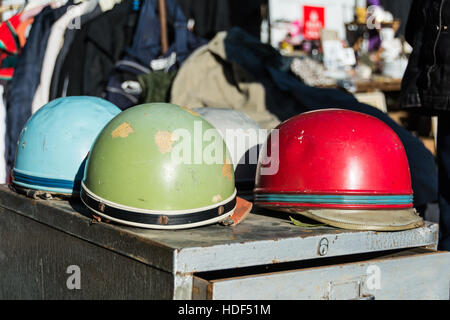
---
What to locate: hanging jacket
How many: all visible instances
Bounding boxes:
[137,70,177,103]
[54,0,138,98]
[401,0,450,115]
[5,2,72,168]
[177,0,231,39]
[48,3,103,101]
[105,0,207,110]
[32,0,99,112]
[0,85,6,184]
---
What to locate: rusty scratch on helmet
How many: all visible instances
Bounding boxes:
[154,130,177,154]
[159,215,169,225]
[222,157,233,181]
[180,105,200,116]
[112,122,134,138]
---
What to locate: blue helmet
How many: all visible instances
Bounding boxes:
[12,96,121,196]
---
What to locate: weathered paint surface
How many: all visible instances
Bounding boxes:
[84,103,235,211]
[180,106,200,116]
[154,130,176,154]
[111,122,134,138]
[0,185,440,274]
[0,205,173,299]
[173,274,194,299]
[222,158,233,182]
[0,185,445,300]
[194,248,450,300]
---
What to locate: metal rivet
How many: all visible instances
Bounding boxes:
[159,215,169,225]
[218,206,224,215]
[318,238,329,256]
[98,202,105,212]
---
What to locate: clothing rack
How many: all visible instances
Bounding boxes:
[158,0,168,54]
[0,1,169,49]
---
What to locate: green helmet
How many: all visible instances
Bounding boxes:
[80,103,237,229]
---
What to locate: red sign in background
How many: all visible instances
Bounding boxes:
[303,5,325,40]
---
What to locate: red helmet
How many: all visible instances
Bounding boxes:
[254,109,424,231]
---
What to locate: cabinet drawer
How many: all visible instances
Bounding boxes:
[192,248,450,300]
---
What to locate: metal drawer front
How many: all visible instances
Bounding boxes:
[193,249,450,300]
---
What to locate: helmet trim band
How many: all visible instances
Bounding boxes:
[254,193,413,205]
[80,186,237,227]
[81,182,237,214]
[12,169,76,190]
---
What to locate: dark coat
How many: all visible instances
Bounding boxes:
[401,0,450,115]
[48,4,103,101]
[5,2,72,168]
[54,0,138,98]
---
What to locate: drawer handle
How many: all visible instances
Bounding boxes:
[327,279,375,300]
[352,294,375,300]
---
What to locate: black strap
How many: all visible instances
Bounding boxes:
[81,187,236,226]
[235,180,255,193]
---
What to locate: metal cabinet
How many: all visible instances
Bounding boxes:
[0,185,448,299]
[193,248,449,299]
